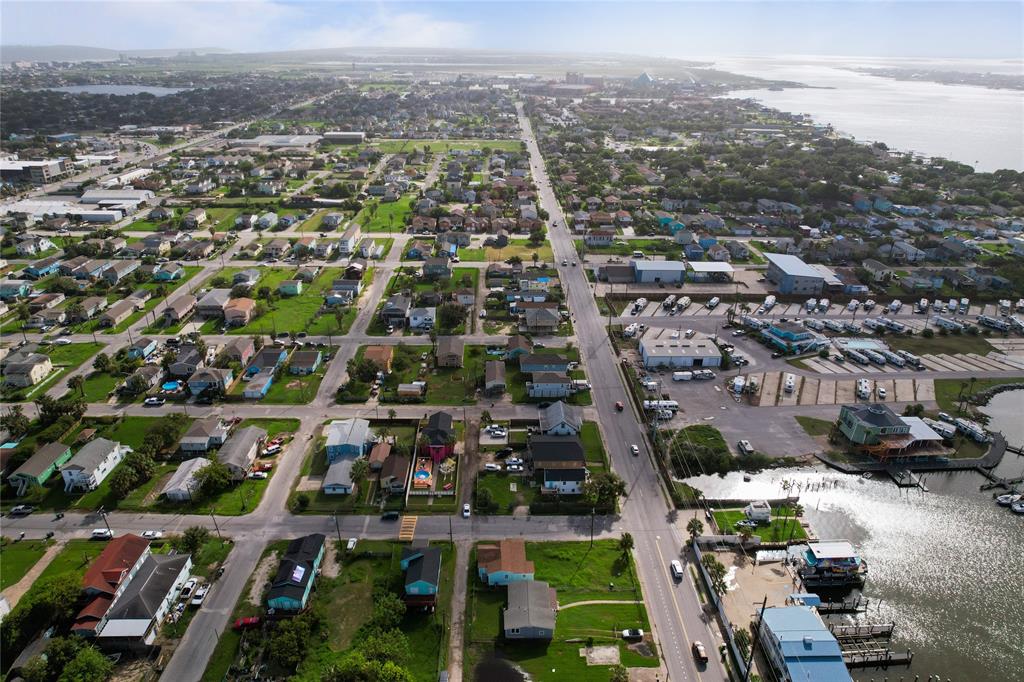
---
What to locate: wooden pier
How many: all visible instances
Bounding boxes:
[816,596,869,615]
[841,647,913,668]
[888,468,929,492]
[832,621,913,668]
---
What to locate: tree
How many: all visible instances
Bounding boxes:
[609,665,630,682]
[700,553,727,594]
[618,532,634,554]
[268,611,319,670]
[34,396,86,427]
[687,518,705,541]
[67,375,85,397]
[179,526,210,555]
[531,252,539,266]
[358,628,410,665]
[582,471,626,510]
[124,373,149,396]
[0,405,30,438]
[733,627,752,659]
[57,643,114,682]
[371,592,407,631]
[92,352,111,373]
[480,410,492,425]
[1,573,81,655]
[347,357,380,384]
[194,460,231,496]
[387,408,397,421]
[294,492,310,512]
[351,458,370,483]
[437,302,466,331]
[476,486,494,511]
[108,466,138,500]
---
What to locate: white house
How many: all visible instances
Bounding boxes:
[743,500,772,523]
[61,438,130,492]
[160,457,209,502]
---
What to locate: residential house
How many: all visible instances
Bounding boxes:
[380,453,411,493]
[338,224,360,254]
[127,337,158,360]
[838,404,911,445]
[484,360,506,396]
[246,347,288,376]
[538,401,583,436]
[477,539,534,586]
[584,229,615,247]
[218,426,266,481]
[8,442,72,495]
[0,279,32,301]
[436,336,465,368]
[324,418,371,461]
[24,255,61,279]
[504,335,532,360]
[421,411,456,463]
[224,298,256,326]
[380,295,411,327]
[266,534,326,612]
[278,279,303,297]
[522,307,560,335]
[423,258,452,279]
[196,289,231,317]
[323,458,356,494]
[289,350,322,375]
[454,288,475,307]
[15,235,56,257]
[406,240,432,260]
[74,296,108,321]
[264,239,290,259]
[368,442,391,471]
[97,553,193,647]
[409,306,437,331]
[72,534,151,637]
[153,264,184,281]
[162,295,196,324]
[243,369,274,400]
[223,337,255,366]
[61,438,130,492]
[400,543,442,605]
[169,345,204,378]
[529,435,587,494]
[27,292,64,312]
[187,367,232,397]
[183,208,207,228]
[3,353,53,387]
[178,417,229,454]
[519,354,570,374]
[315,240,337,259]
[99,299,138,327]
[258,213,279,231]
[757,606,853,682]
[123,365,161,394]
[233,269,261,288]
[527,372,572,398]
[503,580,557,640]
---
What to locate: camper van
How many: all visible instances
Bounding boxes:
[672,371,693,382]
[783,373,796,393]
[805,298,817,312]
[707,297,720,310]
[856,378,872,400]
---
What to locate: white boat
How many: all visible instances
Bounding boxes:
[862,472,873,479]
[1011,501,1024,515]
[996,493,1021,506]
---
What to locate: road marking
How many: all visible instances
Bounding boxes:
[651,538,694,648]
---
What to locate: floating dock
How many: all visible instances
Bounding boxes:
[831,622,913,669]
[888,468,929,491]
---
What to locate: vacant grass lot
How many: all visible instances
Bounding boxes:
[459,239,553,263]
[354,197,413,233]
[886,333,994,356]
[574,237,685,259]
[0,537,54,589]
[378,344,484,405]
[475,473,536,513]
[934,377,1024,412]
[371,139,523,154]
[225,267,344,336]
[795,416,834,437]
[713,508,808,542]
[466,540,658,681]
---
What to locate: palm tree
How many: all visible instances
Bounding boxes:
[686,518,704,540]
[387,408,397,421]
[738,527,754,546]
[618,532,635,554]
[68,374,85,397]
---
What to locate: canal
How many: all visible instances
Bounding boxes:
[684,391,1024,682]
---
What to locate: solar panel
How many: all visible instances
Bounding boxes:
[291,565,306,582]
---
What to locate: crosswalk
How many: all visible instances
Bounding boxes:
[398,515,417,542]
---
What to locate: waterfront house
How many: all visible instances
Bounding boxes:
[757,606,852,682]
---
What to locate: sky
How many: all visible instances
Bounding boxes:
[2,1,1022,60]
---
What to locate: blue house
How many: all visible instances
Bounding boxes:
[758,606,852,682]
[154,265,184,281]
[243,369,273,399]
[127,337,159,360]
[405,242,431,260]
[477,539,534,586]
[761,322,824,354]
[697,235,718,250]
[401,543,442,605]
[666,220,687,234]
[289,350,322,375]
[324,418,371,462]
[266,534,326,612]
[518,354,570,374]
[873,196,893,212]
[25,256,61,279]
[0,280,32,300]
[684,243,705,260]
[187,368,233,396]
[246,347,288,377]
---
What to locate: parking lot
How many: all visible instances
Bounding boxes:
[733,370,935,407]
[803,351,1024,375]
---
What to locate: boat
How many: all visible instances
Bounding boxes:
[996,493,1022,506]
[1011,501,1024,515]
[743,474,752,482]
[862,472,873,479]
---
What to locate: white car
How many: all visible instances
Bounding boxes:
[90,529,113,540]
[484,463,502,472]
[462,503,471,518]
[506,457,523,466]
[670,559,684,580]
[630,444,640,456]
[54,337,72,345]
[179,578,198,601]
[507,464,524,473]
[877,387,887,399]
[142,530,164,539]
[191,585,209,606]
[248,471,268,480]
[737,440,754,455]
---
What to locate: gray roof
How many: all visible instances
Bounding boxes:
[104,554,191,621]
[504,580,556,631]
[63,438,123,474]
[11,442,70,479]
[436,336,464,358]
[160,457,208,497]
[539,401,582,432]
[324,458,354,488]
[182,417,226,441]
[325,419,371,450]
[218,427,266,471]
[197,288,231,308]
[846,403,905,429]
[764,253,822,278]
[485,360,505,384]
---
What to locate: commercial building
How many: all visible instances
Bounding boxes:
[0,157,74,184]
[639,328,722,369]
[764,253,825,295]
[323,131,365,144]
[633,260,687,284]
[757,606,852,682]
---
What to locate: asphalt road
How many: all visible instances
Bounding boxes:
[517,102,726,682]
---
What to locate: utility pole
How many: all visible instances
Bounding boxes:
[99,509,112,535]
[448,515,453,544]
[333,511,342,546]
[743,595,768,682]
[209,508,222,540]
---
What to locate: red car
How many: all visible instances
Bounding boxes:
[233,616,261,631]
[615,401,624,412]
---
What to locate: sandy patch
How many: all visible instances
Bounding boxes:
[321,540,340,578]
[247,550,279,606]
[296,474,324,492]
[580,645,620,665]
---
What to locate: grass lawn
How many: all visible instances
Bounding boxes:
[190,538,234,580]
[239,418,301,438]
[378,344,484,405]
[76,371,123,402]
[122,218,167,232]
[371,139,523,154]
[228,268,340,335]
[886,332,994,356]
[460,239,553,263]
[574,237,684,260]
[229,357,331,405]
[354,197,413,233]
[466,540,658,680]
[712,508,808,542]
[579,422,608,466]
[0,537,54,590]
[934,377,1024,412]
[475,473,537,513]
[795,416,834,438]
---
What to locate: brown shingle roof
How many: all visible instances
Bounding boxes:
[478,539,534,576]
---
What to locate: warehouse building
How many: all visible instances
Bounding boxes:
[639,328,722,369]
[632,260,687,284]
[764,253,825,295]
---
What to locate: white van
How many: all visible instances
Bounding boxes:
[783,373,796,393]
[632,250,645,259]
[670,559,684,580]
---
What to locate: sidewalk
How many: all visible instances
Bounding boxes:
[1,540,64,607]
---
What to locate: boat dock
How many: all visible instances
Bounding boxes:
[830,622,913,669]
[816,596,869,615]
[888,468,929,492]
[979,474,1024,492]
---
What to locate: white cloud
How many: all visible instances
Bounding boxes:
[292,10,474,50]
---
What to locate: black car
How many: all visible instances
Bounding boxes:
[296,332,307,338]
[381,511,400,521]
[537,402,552,409]
[495,447,514,458]
[771,351,784,359]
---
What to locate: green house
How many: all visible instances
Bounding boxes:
[266,534,325,612]
[838,404,910,445]
[278,279,303,297]
[8,442,72,495]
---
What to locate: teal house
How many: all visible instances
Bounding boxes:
[477,539,534,586]
[838,404,910,445]
[401,542,442,605]
[278,279,303,296]
[8,442,72,496]
[266,534,325,612]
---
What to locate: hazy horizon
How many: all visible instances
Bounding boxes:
[2,1,1022,61]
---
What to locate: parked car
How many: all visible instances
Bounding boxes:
[381,511,400,521]
[495,447,514,458]
[90,529,113,540]
[144,397,165,407]
[54,337,72,345]
[9,505,34,517]
[484,463,502,472]
[248,471,268,480]
[142,530,164,539]
[191,585,209,606]
[621,629,644,641]
[179,578,198,601]
[737,440,754,455]
[505,457,523,466]
[233,616,261,631]
[507,464,524,472]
